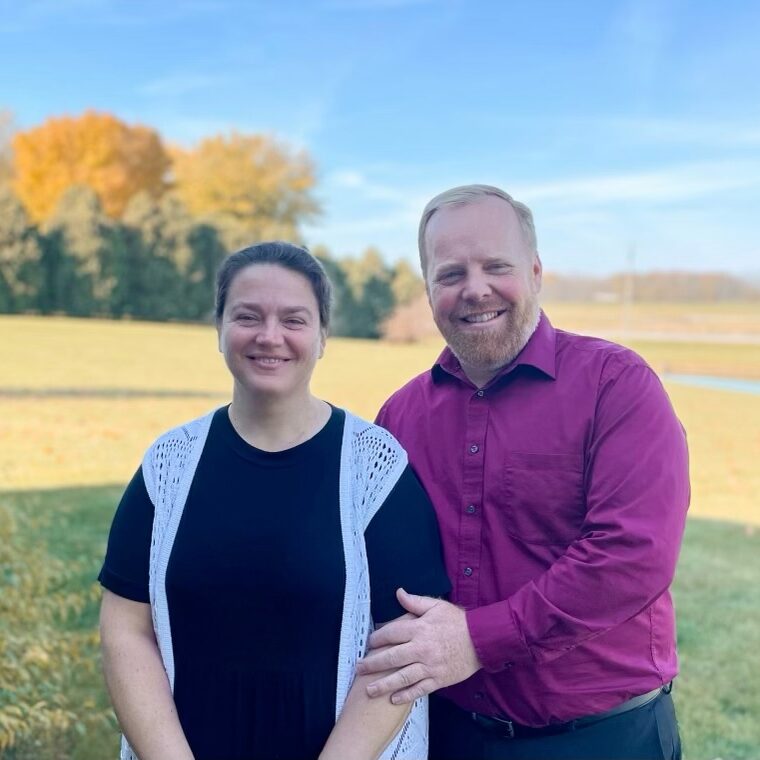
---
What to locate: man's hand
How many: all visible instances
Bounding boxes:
[355,588,480,704]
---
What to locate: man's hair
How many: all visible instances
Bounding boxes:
[418,184,538,276]
[215,241,333,329]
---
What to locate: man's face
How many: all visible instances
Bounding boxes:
[424,196,542,387]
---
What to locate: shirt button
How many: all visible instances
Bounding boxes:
[463,567,473,577]
[469,444,479,454]
[466,504,476,514]
[476,390,485,397]
[474,691,484,700]
[504,662,514,670]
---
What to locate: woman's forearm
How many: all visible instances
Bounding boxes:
[100,592,194,760]
[319,664,412,760]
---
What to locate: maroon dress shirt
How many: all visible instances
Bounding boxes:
[376,312,690,726]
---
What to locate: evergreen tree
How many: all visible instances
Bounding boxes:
[312,244,357,337]
[391,258,425,306]
[185,223,228,321]
[339,247,396,338]
[121,192,186,320]
[42,186,115,315]
[0,188,42,312]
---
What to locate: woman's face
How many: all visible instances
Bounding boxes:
[218,263,326,401]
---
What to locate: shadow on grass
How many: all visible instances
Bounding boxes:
[2,487,758,760]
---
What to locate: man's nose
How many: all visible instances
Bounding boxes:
[461,270,492,301]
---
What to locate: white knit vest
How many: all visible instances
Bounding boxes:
[120,408,429,760]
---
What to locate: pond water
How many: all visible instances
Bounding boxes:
[663,373,760,395]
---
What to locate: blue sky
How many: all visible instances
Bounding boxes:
[1,0,759,274]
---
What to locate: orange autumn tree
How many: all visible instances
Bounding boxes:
[12,110,170,221]
[171,132,320,243]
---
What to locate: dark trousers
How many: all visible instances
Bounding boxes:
[429,691,682,760]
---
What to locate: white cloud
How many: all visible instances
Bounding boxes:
[514,160,760,206]
[592,116,760,148]
[325,168,427,205]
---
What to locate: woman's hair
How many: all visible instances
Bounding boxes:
[215,241,333,329]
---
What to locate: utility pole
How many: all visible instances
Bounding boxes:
[621,243,636,336]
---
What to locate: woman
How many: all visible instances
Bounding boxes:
[98,242,450,760]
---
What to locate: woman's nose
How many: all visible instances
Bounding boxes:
[254,320,284,344]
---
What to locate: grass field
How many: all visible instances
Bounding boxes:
[1,310,759,759]
[543,301,760,342]
[2,313,759,525]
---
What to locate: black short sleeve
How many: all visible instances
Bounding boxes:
[98,467,154,602]
[366,465,451,623]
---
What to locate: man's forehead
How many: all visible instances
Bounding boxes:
[427,197,518,238]
[426,199,525,261]
[428,236,508,265]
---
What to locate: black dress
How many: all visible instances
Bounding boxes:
[99,406,451,760]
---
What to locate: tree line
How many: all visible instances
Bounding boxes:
[0,184,425,337]
[0,110,425,337]
[541,272,760,302]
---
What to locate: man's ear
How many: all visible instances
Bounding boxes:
[424,271,433,306]
[532,252,543,292]
[318,328,327,359]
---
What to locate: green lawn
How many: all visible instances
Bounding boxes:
[1,486,758,759]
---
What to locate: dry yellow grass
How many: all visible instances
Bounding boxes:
[1,315,758,527]
[543,300,760,338]
[0,315,230,392]
[664,385,760,527]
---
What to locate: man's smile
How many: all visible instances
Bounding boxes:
[459,309,505,324]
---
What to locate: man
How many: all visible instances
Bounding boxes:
[357,185,689,759]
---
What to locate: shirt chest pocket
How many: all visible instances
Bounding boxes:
[502,452,586,545]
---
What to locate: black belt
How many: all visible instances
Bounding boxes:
[470,683,672,740]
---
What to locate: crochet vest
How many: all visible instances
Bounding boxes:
[120,408,428,760]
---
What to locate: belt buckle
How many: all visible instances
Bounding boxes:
[491,715,515,739]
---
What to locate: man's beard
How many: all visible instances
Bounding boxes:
[437,296,540,378]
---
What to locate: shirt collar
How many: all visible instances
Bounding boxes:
[432,310,557,386]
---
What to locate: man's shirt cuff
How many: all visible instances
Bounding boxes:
[466,601,531,673]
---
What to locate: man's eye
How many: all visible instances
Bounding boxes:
[438,271,462,283]
[237,314,257,322]
[284,319,305,327]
